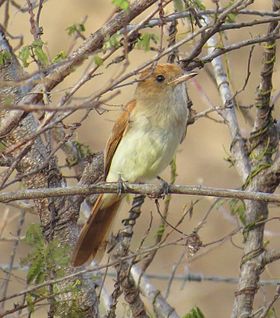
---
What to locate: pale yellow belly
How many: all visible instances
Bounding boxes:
[106,125,182,183]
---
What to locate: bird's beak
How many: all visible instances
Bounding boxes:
[168,72,197,86]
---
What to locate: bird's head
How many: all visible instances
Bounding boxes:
[135,63,197,100]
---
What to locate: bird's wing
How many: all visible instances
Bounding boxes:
[104,99,136,177]
[72,100,136,266]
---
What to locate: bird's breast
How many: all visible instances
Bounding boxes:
[106,97,188,183]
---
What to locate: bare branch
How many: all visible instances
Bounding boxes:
[1,182,280,203]
[131,266,179,318]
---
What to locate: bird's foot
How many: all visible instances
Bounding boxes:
[117,174,127,196]
[156,176,170,199]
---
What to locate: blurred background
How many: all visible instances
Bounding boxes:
[1,0,280,317]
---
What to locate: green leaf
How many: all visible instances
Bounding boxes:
[227,12,237,22]
[52,51,67,63]
[0,51,11,65]
[26,250,44,284]
[112,0,129,11]
[136,33,158,51]
[173,0,184,12]
[18,46,31,67]
[24,224,44,246]
[183,306,205,318]
[26,294,35,314]
[189,0,206,10]
[156,224,165,238]
[32,40,48,66]
[103,32,122,51]
[228,199,246,225]
[267,307,277,318]
[93,54,103,66]
[78,23,86,32]
[66,23,86,36]
[224,0,237,22]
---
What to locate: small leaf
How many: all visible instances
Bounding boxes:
[26,250,45,284]
[183,306,205,318]
[228,199,246,225]
[103,32,122,51]
[52,51,67,63]
[224,0,237,22]
[192,0,206,10]
[19,46,31,67]
[32,40,48,66]
[267,307,277,318]
[78,23,86,32]
[0,51,11,65]
[112,0,129,11]
[26,294,35,314]
[66,23,86,36]
[24,224,44,246]
[227,12,237,22]
[136,33,158,51]
[156,224,165,238]
[34,47,48,65]
[173,0,184,12]
[93,54,103,66]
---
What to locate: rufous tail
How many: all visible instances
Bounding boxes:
[72,194,121,267]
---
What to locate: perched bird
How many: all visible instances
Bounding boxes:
[72,63,196,266]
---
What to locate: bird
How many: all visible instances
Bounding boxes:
[72,63,197,266]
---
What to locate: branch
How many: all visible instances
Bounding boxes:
[0,0,159,136]
[0,19,100,318]
[131,266,179,318]
[1,182,280,203]
[229,1,280,316]
[1,263,280,286]
[205,18,251,182]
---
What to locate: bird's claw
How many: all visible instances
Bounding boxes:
[117,175,127,196]
[150,176,170,199]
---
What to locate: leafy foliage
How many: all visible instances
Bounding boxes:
[225,0,237,22]
[136,33,158,51]
[18,46,31,67]
[267,307,277,318]
[112,0,129,11]
[21,224,85,316]
[0,51,11,65]
[93,54,104,66]
[186,0,206,10]
[173,0,185,12]
[66,23,86,36]
[103,32,122,51]
[21,224,69,284]
[53,280,85,318]
[65,141,93,167]
[52,51,67,63]
[18,40,48,67]
[228,198,246,225]
[32,40,48,66]
[183,306,205,318]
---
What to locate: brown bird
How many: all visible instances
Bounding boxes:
[72,63,196,266]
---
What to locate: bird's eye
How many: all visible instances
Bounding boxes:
[156,74,165,83]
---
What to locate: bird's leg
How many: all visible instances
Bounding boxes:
[117,173,127,196]
[156,176,170,199]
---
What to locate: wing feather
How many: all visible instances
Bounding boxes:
[104,100,136,177]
